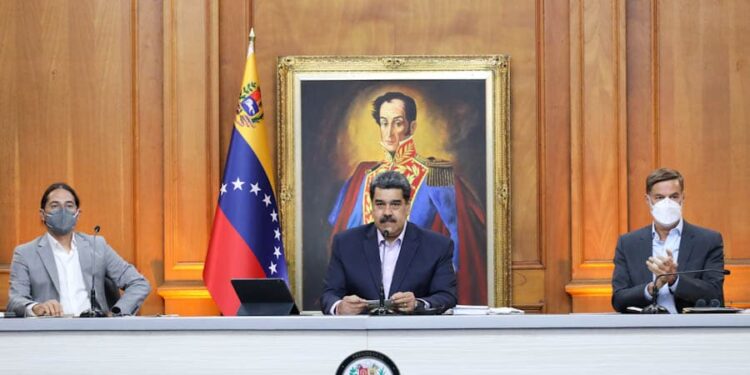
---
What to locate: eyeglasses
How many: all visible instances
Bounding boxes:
[44,203,78,214]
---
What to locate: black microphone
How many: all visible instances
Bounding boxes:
[642,268,729,314]
[80,225,105,318]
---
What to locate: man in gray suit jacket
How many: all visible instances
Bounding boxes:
[7,183,151,317]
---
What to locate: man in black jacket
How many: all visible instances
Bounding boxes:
[612,168,725,313]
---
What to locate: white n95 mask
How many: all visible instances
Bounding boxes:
[649,198,682,226]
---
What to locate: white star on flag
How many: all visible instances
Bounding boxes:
[249,182,261,196]
[268,262,277,274]
[262,194,272,207]
[270,209,278,222]
[220,183,227,196]
[273,246,281,259]
[274,228,281,240]
[231,177,245,191]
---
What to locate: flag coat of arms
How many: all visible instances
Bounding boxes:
[203,33,288,315]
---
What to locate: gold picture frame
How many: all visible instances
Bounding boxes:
[277,55,510,311]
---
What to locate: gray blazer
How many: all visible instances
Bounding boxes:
[7,232,151,316]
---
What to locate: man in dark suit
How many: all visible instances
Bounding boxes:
[320,170,457,315]
[612,168,725,313]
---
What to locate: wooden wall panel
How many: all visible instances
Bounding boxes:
[657,0,750,307]
[567,0,627,309]
[0,0,135,250]
[541,0,573,313]
[626,0,658,229]
[161,0,219,282]
[157,0,220,313]
[0,0,165,313]
[577,0,750,311]
[133,0,167,315]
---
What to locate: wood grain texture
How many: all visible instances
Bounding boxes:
[133,0,166,315]
[657,0,750,307]
[161,0,219,282]
[0,0,145,307]
[570,0,627,282]
[541,0,573,313]
[626,0,659,229]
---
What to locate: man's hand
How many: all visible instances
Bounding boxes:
[390,291,417,313]
[32,300,63,317]
[646,248,678,290]
[336,295,367,315]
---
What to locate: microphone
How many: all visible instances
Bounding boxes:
[371,229,390,316]
[642,268,729,314]
[80,225,106,318]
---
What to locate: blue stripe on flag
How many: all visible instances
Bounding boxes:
[218,129,287,279]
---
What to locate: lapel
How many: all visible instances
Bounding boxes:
[362,224,383,293]
[389,223,419,296]
[35,234,61,295]
[635,226,654,283]
[676,221,696,272]
[76,233,94,291]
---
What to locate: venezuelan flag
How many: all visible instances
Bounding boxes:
[203,31,288,315]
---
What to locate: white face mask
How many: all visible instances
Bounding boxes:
[648,197,682,226]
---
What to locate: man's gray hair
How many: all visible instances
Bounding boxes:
[369,171,411,202]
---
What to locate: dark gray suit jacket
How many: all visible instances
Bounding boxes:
[7,232,151,316]
[320,222,457,314]
[611,221,725,313]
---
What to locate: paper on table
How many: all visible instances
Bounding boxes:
[451,305,490,315]
[488,307,524,315]
[365,299,394,309]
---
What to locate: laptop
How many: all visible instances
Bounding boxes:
[230,278,300,316]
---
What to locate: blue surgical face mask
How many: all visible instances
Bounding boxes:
[44,208,79,235]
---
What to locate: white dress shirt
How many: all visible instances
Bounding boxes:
[27,233,91,316]
[644,219,683,314]
[377,226,407,299]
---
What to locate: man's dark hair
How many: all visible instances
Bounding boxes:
[371,92,417,125]
[40,182,80,209]
[369,171,411,202]
[646,168,684,194]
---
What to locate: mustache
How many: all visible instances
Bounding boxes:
[379,215,397,224]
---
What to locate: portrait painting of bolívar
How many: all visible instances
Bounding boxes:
[300,80,488,310]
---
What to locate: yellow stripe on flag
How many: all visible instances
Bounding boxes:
[233,49,277,192]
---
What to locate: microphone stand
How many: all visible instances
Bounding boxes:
[370,229,391,316]
[373,285,388,316]
[80,225,106,318]
[642,275,669,314]
[641,268,729,314]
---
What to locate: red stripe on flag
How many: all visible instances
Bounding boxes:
[203,208,266,315]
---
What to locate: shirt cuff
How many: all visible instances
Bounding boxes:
[417,298,430,309]
[669,276,680,294]
[330,300,342,315]
[643,284,654,301]
[25,303,38,317]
